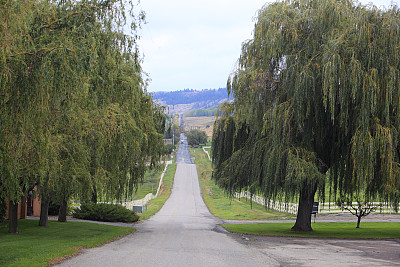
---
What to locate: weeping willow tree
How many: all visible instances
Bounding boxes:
[1,0,165,232]
[212,0,400,231]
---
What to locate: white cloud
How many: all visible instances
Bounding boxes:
[137,0,398,92]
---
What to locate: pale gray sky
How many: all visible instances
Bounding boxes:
[137,0,398,92]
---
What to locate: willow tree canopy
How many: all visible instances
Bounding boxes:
[0,0,165,230]
[212,0,400,231]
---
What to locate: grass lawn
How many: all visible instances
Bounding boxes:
[222,222,400,239]
[192,148,294,220]
[139,163,177,220]
[0,220,135,267]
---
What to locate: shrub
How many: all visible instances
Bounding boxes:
[73,203,139,223]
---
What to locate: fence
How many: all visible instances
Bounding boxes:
[200,145,398,215]
[234,191,398,214]
[122,160,172,213]
[234,191,299,214]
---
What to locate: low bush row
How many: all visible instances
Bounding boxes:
[73,203,139,223]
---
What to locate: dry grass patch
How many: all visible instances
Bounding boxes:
[183,116,216,137]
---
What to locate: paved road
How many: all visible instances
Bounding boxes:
[58,134,400,266]
[59,134,275,266]
[175,134,193,164]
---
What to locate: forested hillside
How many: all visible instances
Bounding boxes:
[152,88,228,114]
[184,106,221,117]
[153,88,228,105]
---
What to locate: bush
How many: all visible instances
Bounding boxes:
[73,203,139,223]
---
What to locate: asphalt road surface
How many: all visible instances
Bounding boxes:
[59,134,400,266]
[59,135,275,266]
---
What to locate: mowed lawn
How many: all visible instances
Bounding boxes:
[0,220,134,267]
[223,222,400,239]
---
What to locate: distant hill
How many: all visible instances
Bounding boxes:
[183,106,221,117]
[152,88,229,114]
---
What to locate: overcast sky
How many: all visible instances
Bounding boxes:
[137,0,398,92]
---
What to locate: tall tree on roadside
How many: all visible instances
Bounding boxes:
[0,0,44,233]
[1,0,164,232]
[212,0,400,231]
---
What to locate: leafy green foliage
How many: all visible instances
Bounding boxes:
[48,200,61,216]
[0,196,6,223]
[0,0,166,232]
[164,144,176,155]
[184,106,220,117]
[73,203,139,223]
[187,129,208,146]
[48,199,73,216]
[212,0,400,231]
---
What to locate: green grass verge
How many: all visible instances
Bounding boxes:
[97,166,165,203]
[0,220,134,267]
[132,168,164,200]
[192,148,294,220]
[222,222,400,239]
[139,163,177,220]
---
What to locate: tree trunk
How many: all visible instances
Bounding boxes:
[39,199,49,227]
[291,187,317,232]
[58,198,68,222]
[8,201,19,234]
[356,215,361,228]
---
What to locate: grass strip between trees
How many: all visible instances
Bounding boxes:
[222,222,400,239]
[139,163,177,220]
[192,148,293,220]
[0,220,135,267]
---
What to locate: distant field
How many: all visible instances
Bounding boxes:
[183,116,216,137]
